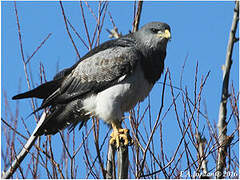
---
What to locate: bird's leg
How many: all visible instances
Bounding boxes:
[109,122,133,148]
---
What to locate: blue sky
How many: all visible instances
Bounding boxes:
[1,1,239,178]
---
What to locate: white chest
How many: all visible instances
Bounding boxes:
[82,63,153,124]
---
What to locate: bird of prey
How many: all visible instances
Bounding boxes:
[13,22,171,148]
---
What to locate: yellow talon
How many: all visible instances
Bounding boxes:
[110,122,133,148]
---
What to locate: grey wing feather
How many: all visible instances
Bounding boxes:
[38,46,142,110]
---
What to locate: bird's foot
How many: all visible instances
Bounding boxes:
[109,126,133,148]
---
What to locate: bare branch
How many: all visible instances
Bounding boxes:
[132,0,143,32]
[195,132,209,178]
[216,1,239,178]
[2,112,46,179]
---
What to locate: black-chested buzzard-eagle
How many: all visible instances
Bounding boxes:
[13,22,171,147]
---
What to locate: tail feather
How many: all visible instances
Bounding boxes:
[12,79,62,100]
[34,100,89,136]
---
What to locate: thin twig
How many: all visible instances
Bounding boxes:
[79,1,92,50]
[138,69,169,178]
[1,118,28,141]
[59,1,80,59]
[92,118,106,178]
[25,33,52,64]
[66,18,89,50]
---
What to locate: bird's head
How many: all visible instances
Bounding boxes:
[135,22,171,53]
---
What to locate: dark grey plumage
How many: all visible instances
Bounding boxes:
[13,22,171,136]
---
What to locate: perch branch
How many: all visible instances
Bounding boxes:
[106,143,116,179]
[117,145,129,179]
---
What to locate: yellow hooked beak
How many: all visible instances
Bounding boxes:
[157,29,171,40]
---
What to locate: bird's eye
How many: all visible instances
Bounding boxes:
[151,28,159,33]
